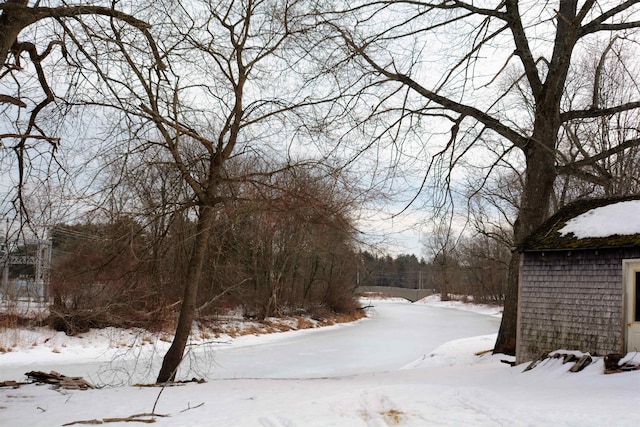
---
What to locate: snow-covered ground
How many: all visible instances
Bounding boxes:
[1,298,638,426]
[413,294,504,317]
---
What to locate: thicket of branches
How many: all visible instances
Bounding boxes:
[47,165,361,335]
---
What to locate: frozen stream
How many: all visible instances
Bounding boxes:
[1,301,500,385]
[194,301,500,379]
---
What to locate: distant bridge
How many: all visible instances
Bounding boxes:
[354,286,434,303]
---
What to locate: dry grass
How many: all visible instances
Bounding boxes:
[382,409,405,425]
[358,408,406,425]
[296,317,315,329]
[334,310,366,323]
[197,309,366,340]
[1,298,367,351]
[0,303,50,352]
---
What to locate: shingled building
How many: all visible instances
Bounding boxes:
[516,196,640,363]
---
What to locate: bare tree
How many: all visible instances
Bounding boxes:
[214,164,361,319]
[555,35,640,203]
[0,0,163,225]
[316,1,640,354]
[52,0,345,382]
[149,0,316,383]
[425,223,461,301]
[458,231,510,304]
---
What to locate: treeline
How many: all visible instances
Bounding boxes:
[360,253,428,289]
[49,169,361,334]
[360,232,510,304]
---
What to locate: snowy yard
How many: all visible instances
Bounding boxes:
[1,297,638,426]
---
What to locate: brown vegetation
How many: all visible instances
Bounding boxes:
[40,167,363,338]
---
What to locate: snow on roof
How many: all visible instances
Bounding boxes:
[519,196,640,251]
[558,200,640,239]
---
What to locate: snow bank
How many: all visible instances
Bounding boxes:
[2,334,637,426]
[1,302,638,427]
[415,294,503,317]
[402,334,503,369]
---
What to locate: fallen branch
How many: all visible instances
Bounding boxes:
[102,417,155,424]
[186,340,231,346]
[62,420,103,426]
[133,378,205,387]
[126,413,169,419]
[0,380,27,388]
[180,402,204,413]
[26,371,95,390]
[62,413,169,426]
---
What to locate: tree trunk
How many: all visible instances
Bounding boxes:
[0,1,32,71]
[493,251,520,354]
[156,205,214,383]
[494,126,558,355]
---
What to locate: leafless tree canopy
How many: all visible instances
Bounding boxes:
[2,0,362,382]
[3,0,640,372]
[0,0,164,227]
[311,1,640,354]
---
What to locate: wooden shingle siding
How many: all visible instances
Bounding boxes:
[517,248,640,363]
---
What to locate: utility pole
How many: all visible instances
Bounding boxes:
[1,245,8,301]
[32,235,52,301]
[1,219,7,300]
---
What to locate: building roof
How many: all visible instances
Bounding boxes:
[518,195,640,252]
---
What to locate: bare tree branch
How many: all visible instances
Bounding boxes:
[559,137,640,171]
[329,23,529,149]
[580,1,640,36]
[561,101,640,121]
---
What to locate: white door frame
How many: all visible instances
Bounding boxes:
[622,259,640,353]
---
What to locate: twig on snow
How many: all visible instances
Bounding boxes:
[180,402,204,413]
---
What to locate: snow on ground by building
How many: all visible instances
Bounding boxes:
[416,294,503,317]
[1,299,638,426]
